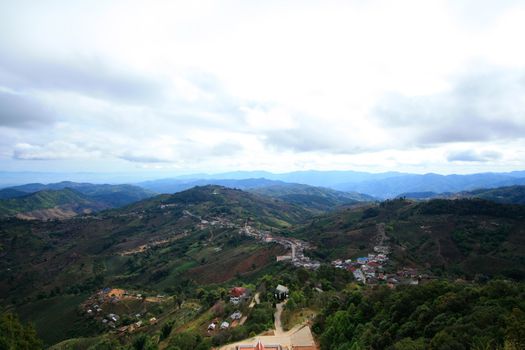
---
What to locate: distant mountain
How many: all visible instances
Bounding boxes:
[397,185,525,204]
[138,170,525,199]
[396,191,445,200]
[0,182,156,219]
[5,181,155,205]
[462,185,525,205]
[124,185,312,227]
[334,172,525,198]
[0,188,27,199]
[249,183,374,212]
[160,170,406,187]
[137,177,289,194]
[0,188,108,219]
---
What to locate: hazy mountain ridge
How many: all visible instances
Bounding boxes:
[135,170,525,199]
[249,183,375,212]
[0,182,156,219]
[0,188,108,219]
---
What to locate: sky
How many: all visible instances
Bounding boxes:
[1,0,525,177]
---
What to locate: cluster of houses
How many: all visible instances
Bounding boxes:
[332,245,426,286]
[208,287,251,332]
[82,287,163,332]
[208,310,243,332]
[332,245,392,285]
[240,224,321,270]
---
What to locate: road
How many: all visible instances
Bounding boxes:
[274,301,286,335]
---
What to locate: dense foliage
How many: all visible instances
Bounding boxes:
[0,312,43,349]
[313,280,525,350]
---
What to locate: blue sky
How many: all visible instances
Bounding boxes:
[1,0,525,175]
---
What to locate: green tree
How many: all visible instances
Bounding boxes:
[0,312,43,350]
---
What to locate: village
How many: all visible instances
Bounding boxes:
[180,206,321,270]
[78,282,317,350]
[330,223,428,286]
[239,223,321,270]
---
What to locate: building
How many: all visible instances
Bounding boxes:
[230,287,248,304]
[275,284,289,300]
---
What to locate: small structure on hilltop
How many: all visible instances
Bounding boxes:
[275,284,289,301]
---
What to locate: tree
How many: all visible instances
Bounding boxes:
[0,312,43,350]
[505,308,525,350]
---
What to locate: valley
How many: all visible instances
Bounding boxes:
[1,184,525,349]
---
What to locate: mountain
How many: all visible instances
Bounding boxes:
[137,178,287,194]
[7,181,155,204]
[139,179,374,212]
[0,185,311,344]
[2,185,525,348]
[0,188,108,220]
[0,182,155,219]
[0,188,27,199]
[249,183,374,212]
[293,197,525,279]
[334,172,525,198]
[138,170,525,199]
[463,185,525,205]
[397,185,525,204]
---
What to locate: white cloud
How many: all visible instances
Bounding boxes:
[0,0,525,174]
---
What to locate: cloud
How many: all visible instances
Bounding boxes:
[0,55,166,105]
[372,66,525,145]
[13,141,101,160]
[447,149,502,162]
[0,90,57,128]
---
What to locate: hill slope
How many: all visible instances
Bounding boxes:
[0,189,108,219]
[0,182,155,219]
[293,198,525,279]
[249,183,373,212]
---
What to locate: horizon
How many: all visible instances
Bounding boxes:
[1,168,525,188]
[2,1,525,175]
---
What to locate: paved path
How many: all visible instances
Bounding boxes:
[219,324,316,350]
[249,293,260,308]
[274,301,286,335]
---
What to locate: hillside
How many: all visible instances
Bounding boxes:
[293,198,525,279]
[137,177,287,194]
[6,181,155,205]
[0,182,155,219]
[0,189,108,219]
[249,183,374,212]
[0,186,312,344]
[2,185,525,348]
[464,185,525,205]
[0,188,27,199]
[333,172,524,198]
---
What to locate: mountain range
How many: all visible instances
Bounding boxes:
[136,170,525,199]
[0,182,155,219]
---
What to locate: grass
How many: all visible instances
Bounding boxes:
[282,307,317,331]
[16,294,90,346]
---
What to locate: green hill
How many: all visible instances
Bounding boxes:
[463,185,525,205]
[0,186,311,344]
[0,188,27,199]
[293,198,525,279]
[249,183,374,212]
[2,185,525,348]
[0,189,108,219]
[0,182,155,219]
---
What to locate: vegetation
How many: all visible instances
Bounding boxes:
[313,280,525,350]
[0,312,43,349]
[2,184,525,349]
